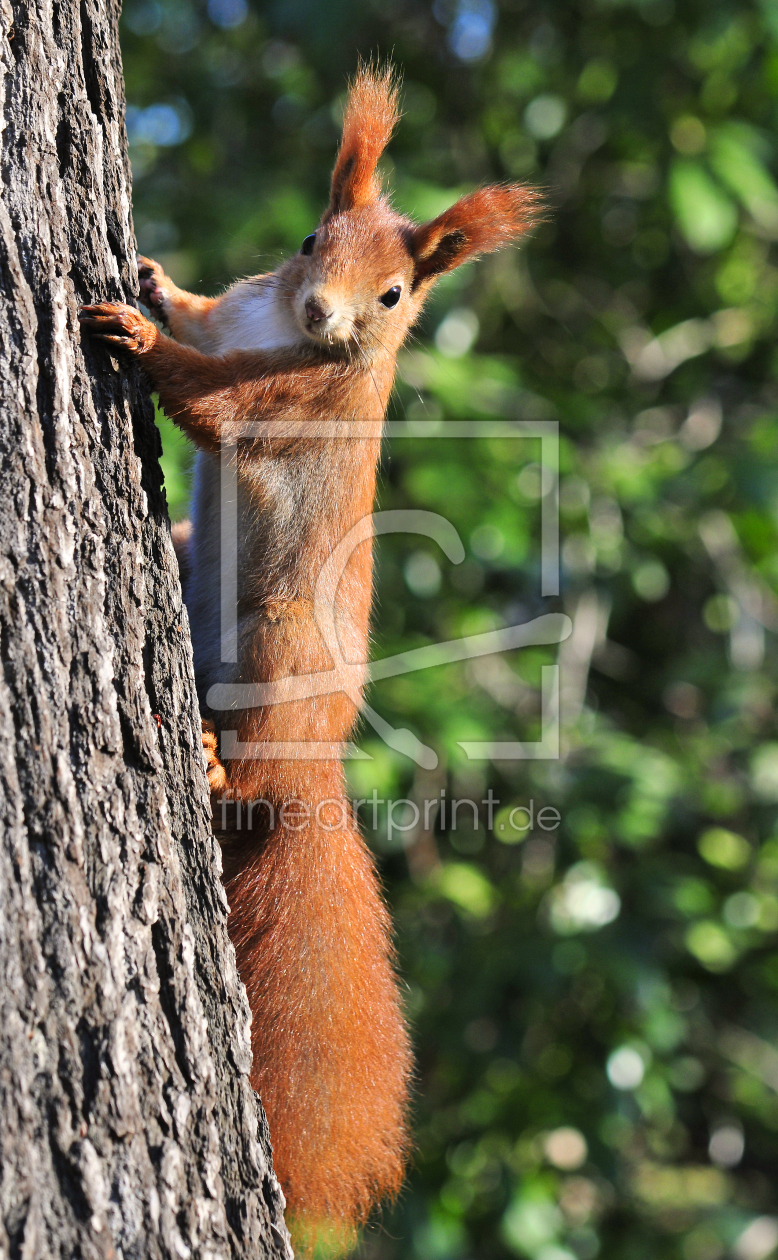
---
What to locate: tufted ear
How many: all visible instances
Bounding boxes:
[409,186,542,288]
[326,64,401,217]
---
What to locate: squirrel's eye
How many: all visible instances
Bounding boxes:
[301,234,316,256]
[379,285,402,309]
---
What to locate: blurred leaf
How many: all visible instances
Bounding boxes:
[431,862,497,918]
[669,158,738,253]
[709,123,778,235]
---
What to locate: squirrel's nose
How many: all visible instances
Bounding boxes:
[305,298,330,323]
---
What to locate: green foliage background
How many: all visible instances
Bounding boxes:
[122,1,778,1256]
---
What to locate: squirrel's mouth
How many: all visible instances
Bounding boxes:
[300,316,353,347]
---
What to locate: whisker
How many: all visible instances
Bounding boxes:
[352,329,384,410]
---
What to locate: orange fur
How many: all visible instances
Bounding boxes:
[410,185,543,285]
[224,814,410,1225]
[327,64,401,215]
[80,62,540,1252]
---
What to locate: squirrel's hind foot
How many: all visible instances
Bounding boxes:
[201,719,228,794]
[171,519,192,592]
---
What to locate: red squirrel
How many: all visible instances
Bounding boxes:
[80,65,539,1248]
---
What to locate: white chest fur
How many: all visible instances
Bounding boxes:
[211,280,304,355]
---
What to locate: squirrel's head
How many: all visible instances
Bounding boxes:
[280,65,541,362]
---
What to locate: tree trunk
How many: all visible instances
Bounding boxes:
[0,2,291,1256]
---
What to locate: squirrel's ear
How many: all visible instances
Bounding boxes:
[326,64,400,216]
[409,186,542,287]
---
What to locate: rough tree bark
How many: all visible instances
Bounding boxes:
[0,2,291,1256]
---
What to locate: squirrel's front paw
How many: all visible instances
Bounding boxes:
[79,302,158,354]
[201,720,228,794]
[137,255,171,324]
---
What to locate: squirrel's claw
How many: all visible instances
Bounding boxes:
[93,333,136,347]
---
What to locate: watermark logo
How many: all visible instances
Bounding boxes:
[215,789,562,841]
[206,418,570,765]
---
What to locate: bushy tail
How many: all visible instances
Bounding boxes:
[223,799,412,1243]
